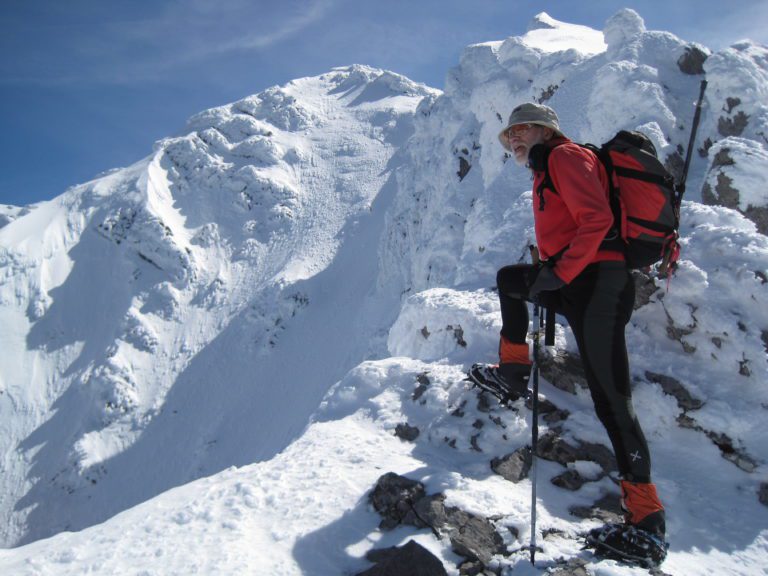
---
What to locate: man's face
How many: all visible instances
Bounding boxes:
[502,123,548,166]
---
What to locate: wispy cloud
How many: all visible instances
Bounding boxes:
[0,0,336,86]
[207,2,333,54]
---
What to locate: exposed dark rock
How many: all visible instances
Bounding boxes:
[713,147,736,168]
[739,355,752,377]
[708,430,758,472]
[718,111,750,137]
[548,557,590,576]
[458,157,471,181]
[577,442,618,474]
[702,150,738,208]
[677,45,708,75]
[451,401,467,418]
[447,324,468,347]
[663,150,685,186]
[551,469,587,491]
[538,351,588,394]
[535,433,617,475]
[725,97,742,114]
[458,560,490,576]
[677,413,695,429]
[699,137,713,158]
[369,474,508,570]
[450,514,506,564]
[711,172,741,209]
[569,493,623,524]
[506,524,520,540]
[413,373,430,402]
[645,371,703,411]
[524,395,559,415]
[369,473,428,530]
[744,205,768,235]
[633,270,660,309]
[491,447,532,482]
[664,306,697,354]
[359,540,448,576]
[543,407,570,425]
[762,330,768,354]
[677,415,758,472]
[537,84,559,103]
[542,527,566,540]
[759,483,768,507]
[414,495,507,564]
[537,433,582,465]
[476,392,494,413]
[395,423,421,442]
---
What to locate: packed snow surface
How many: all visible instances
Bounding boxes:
[1,9,767,576]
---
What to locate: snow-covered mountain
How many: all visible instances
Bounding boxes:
[0,65,436,547]
[1,9,767,576]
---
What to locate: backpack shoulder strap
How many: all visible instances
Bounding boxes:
[529,143,560,211]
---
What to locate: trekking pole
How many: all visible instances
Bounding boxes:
[660,79,707,277]
[677,79,708,202]
[529,295,543,565]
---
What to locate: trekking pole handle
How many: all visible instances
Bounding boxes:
[678,79,708,199]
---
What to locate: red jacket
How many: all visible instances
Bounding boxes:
[532,137,623,284]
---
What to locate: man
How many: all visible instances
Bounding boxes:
[467,102,666,556]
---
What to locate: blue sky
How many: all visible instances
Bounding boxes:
[2,0,767,206]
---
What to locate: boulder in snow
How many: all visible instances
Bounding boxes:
[359,540,447,576]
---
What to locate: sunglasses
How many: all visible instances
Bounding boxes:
[504,123,536,138]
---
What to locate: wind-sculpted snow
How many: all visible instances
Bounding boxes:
[0,64,435,546]
[0,9,767,576]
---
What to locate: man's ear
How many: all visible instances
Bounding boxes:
[542,127,554,140]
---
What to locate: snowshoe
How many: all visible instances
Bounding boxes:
[465,363,531,404]
[584,522,668,568]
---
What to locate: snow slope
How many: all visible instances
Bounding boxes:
[1,9,767,576]
[0,64,436,546]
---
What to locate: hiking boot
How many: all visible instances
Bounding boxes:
[585,522,667,568]
[466,363,531,403]
[621,480,666,538]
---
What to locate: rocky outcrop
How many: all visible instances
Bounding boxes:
[677,45,708,75]
[357,540,448,576]
[368,473,509,573]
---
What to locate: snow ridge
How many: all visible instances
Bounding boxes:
[0,65,435,547]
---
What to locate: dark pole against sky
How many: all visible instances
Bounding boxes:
[1,0,766,207]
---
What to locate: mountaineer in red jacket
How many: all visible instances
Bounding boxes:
[467,102,667,556]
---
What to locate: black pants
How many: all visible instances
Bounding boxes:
[497,262,652,482]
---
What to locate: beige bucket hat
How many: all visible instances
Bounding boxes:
[498,102,563,149]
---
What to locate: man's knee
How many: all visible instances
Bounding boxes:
[497,264,532,297]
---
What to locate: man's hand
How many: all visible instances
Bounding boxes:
[527,265,565,297]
